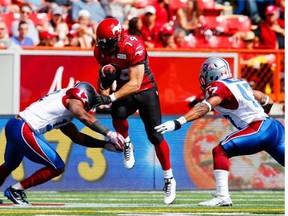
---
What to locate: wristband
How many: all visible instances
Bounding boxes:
[91,121,109,135]
[109,93,116,102]
[177,116,187,125]
[173,120,181,130]
[202,100,212,112]
[174,116,186,131]
[261,96,270,106]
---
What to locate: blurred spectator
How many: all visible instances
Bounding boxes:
[69,9,95,48]
[0,0,20,13]
[41,6,69,47]
[155,24,177,48]
[241,31,258,49]
[38,30,57,46]
[43,0,72,13]
[240,31,276,68]
[0,21,9,46]
[70,0,106,26]
[11,4,40,45]
[255,5,284,49]
[0,20,16,48]
[174,0,200,34]
[10,20,35,46]
[141,5,163,48]
[174,28,195,48]
[127,16,143,37]
[153,0,173,26]
[228,0,262,25]
[106,0,129,24]
[274,0,284,19]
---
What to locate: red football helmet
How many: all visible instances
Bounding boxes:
[96,18,123,53]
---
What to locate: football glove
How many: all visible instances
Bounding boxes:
[154,117,186,134]
[93,95,112,107]
[106,131,124,151]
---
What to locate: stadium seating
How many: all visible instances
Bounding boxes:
[198,15,252,36]
[226,15,252,34]
[197,0,215,9]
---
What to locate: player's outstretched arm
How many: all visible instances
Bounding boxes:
[67,98,124,151]
[60,123,123,153]
[155,96,222,134]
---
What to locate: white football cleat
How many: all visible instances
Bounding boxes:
[198,193,232,207]
[123,142,135,169]
[163,177,176,205]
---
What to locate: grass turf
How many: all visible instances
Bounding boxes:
[0,190,284,215]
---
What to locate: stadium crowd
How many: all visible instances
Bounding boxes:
[0,0,285,49]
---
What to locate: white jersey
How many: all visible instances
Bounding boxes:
[205,78,268,129]
[19,88,74,134]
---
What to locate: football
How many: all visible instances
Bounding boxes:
[101,64,116,78]
[99,64,117,89]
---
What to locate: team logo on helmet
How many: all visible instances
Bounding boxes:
[112,23,122,36]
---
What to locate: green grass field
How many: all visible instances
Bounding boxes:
[0,190,284,215]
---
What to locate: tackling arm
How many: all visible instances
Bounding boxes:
[66,98,124,150]
[155,96,222,134]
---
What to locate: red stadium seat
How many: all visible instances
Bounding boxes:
[197,0,215,10]
[226,15,252,34]
[29,13,50,27]
[198,15,228,35]
[170,0,187,10]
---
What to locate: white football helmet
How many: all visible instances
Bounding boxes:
[199,57,232,88]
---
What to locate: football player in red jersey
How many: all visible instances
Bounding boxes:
[93,18,176,205]
[0,82,124,205]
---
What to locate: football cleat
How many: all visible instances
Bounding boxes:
[123,141,135,169]
[198,193,232,207]
[4,186,29,205]
[163,177,176,205]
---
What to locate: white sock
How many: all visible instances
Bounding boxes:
[163,168,173,179]
[214,169,229,197]
[12,183,24,190]
[124,136,130,143]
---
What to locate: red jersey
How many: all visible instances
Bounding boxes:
[258,19,285,49]
[94,34,156,92]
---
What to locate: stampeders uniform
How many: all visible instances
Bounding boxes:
[94,34,164,145]
[205,78,284,166]
[4,88,88,171]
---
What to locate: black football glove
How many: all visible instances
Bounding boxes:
[93,95,112,107]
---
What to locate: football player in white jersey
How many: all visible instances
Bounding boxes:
[0,81,124,205]
[155,57,284,206]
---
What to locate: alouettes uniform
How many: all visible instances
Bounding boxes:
[5,87,92,171]
[205,78,284,165]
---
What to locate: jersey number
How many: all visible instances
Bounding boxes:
[236,83,260,108]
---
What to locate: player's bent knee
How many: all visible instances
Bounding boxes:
[54,167,65,177]
[147,132,163,145]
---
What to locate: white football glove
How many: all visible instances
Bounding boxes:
[106,131,124,151]
[155,117,186,134]
[154,121,177,134]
